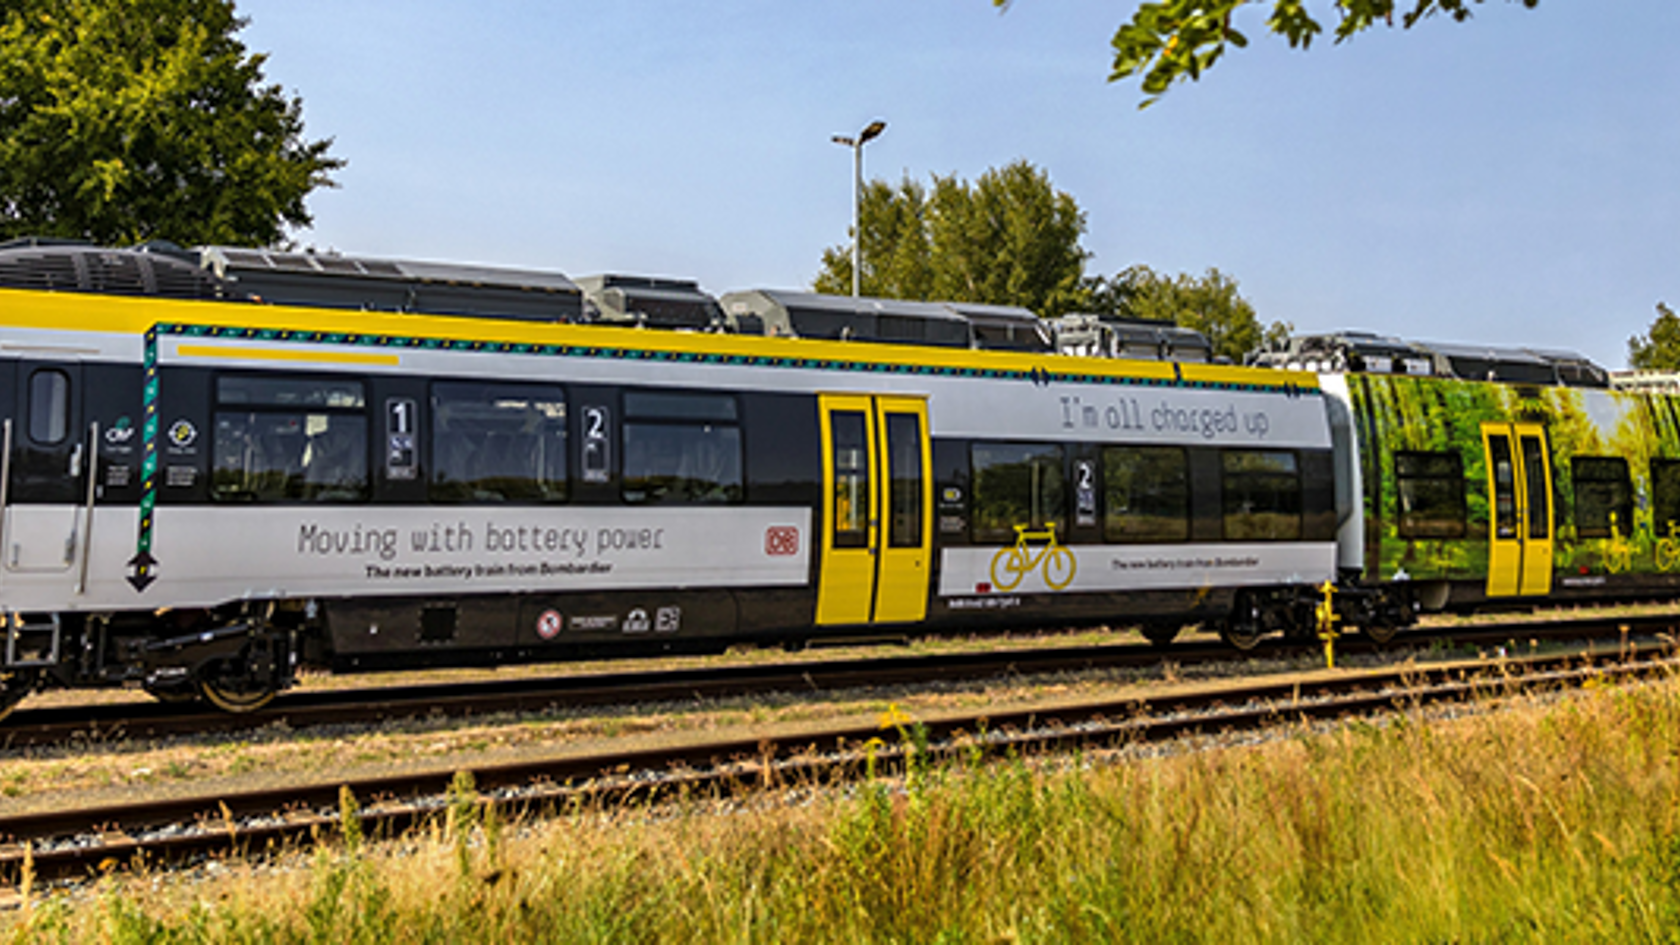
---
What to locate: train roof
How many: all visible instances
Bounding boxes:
[573,274,724,331]
[201,245,584,323]
[1050,313,1214,363]
[1251,330,1609,388]
[0,238,1249,376]
[719,289,972,347]
[0,238,223,300]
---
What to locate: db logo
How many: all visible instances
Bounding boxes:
[764,526,800,557]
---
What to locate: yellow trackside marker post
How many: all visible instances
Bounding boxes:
[1316,581,1341,669]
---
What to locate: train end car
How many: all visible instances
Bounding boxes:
[0,239,1353,717]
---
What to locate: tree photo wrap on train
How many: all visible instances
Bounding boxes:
[1058,394,1271,440]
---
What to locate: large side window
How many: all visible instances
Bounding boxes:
[1394,451,1467,539]
[1222,450,1301,541]
[1103,446,1188,543]
[1573,456,1631,538]
[212,375,368,502]
[430,382,567,503]
[622,391,742,505]
[970,442,1064,543]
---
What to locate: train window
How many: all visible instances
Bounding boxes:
[621,390,741,505]
[829,412,869,548]
[1103,446,1188,543]
[26,369,69,444]
[217,375,365,409]
[1521,436,1550,540]
[429,382,567,503]
[1653,461,1680,539]
[622,421,742,505]
[1221,450,1301,541]
[212,375,368,502]
[885,413,922,548]
[1488,435,1518,539]
[970,442,1065,543]
[624,391,738,423]
[1573,457,1631,539]
[1394,452,1466,539]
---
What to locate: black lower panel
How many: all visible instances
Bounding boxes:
[323,584,817,671]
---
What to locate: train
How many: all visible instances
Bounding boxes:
[0,237,1671,718]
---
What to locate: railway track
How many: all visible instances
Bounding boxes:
[1,610,1673,751]
[1,611,1674,752]
[2,635,1675,888]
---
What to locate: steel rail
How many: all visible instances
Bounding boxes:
[2,642,1673,886]
[2,610,1673,751]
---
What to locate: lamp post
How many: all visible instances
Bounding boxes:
[831,119,886,298]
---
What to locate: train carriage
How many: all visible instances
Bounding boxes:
[1332,370,1680,608]
[0,241,1340,716]
[1277,332,1680,636]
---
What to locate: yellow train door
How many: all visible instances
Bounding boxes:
[1482,422,1553,598]
[814,394,932,626]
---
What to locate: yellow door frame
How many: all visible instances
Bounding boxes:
[814,393,932,626]
[1481,422,1553,598]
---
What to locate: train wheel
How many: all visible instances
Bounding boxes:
[1139,622,1180,647]
[1219,623,1265,652]
[199,678,277,713]
[1220,594,1266,652]
[1361,623,1400,646]
[196,660,279,714]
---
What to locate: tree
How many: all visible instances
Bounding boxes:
[814,176,936,302]
[1085,264,1290,361]
[815,159,1090,318]
[0,0,342,247]
[994,0,1539,104]
[1628,303,1680,372]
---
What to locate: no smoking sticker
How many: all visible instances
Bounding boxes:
[536,609,563,640]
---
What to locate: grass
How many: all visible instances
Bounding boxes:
[9,672,1680,942]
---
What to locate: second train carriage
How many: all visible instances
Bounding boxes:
[1288,333,1680,622]
[0,241,1339,716]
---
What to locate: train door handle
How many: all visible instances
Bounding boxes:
[67,442,83,478]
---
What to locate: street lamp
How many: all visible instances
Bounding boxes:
[831,119,886,298]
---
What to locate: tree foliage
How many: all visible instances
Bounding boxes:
[0,0,342,246]
[1628,303,1680,372]
[994,0,1540,104]
[1085,264,1290,361]
[814,160,1090,318]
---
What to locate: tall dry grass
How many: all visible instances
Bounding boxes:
[8,675,1680,943]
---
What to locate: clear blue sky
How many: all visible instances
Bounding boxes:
[236,1,1678,370]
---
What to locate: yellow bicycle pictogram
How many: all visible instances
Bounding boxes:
[990,523,1077,591]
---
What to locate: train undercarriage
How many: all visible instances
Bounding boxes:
[0,602,301,721]
[0,576,1429,721]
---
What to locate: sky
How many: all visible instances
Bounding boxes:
[233,1,1680,370]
